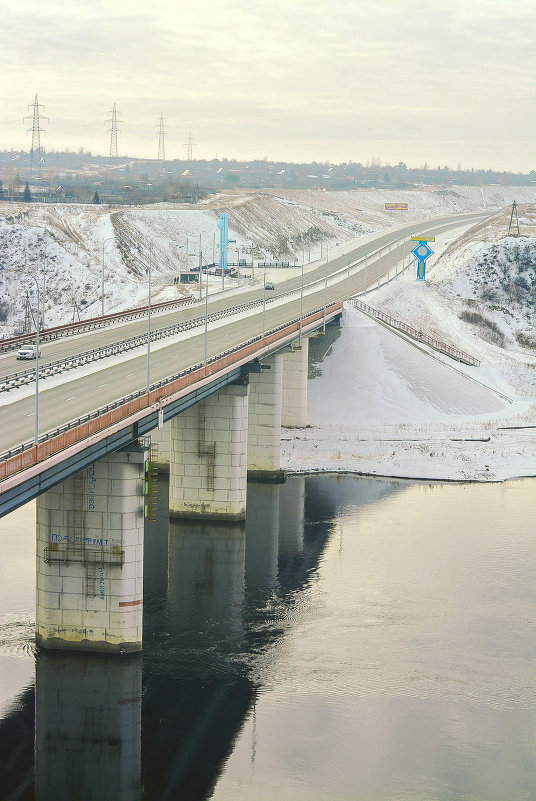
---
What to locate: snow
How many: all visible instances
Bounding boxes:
[2,184,534,338]
[1,187,534,482]
[281,205,536,483]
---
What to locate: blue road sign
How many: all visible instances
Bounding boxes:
[411,240,434,280]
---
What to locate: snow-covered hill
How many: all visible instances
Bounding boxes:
[282,204,535,482]
[1,184,534,338]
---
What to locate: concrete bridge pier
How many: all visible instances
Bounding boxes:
[247,353,285,481]
[35,444,146,653]
[169,383,249,520]
[281,339,309,428]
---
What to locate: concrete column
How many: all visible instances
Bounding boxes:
[167,518,246,646]
[169,383,249,520]
[245,483,280,594]
[278,476,305,557]
[281,339,309,427]
[150,421,170,471]
[36,444,146,653]
[35,651,141,801]
[247,353,284,479]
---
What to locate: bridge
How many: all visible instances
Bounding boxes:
[0,212,487,654]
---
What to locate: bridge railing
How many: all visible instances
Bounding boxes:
[0,295,194,353]
[0,303,343,482]
[349,298,481,366]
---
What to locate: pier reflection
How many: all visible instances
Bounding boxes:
[35,651,142,801]
[0,475,406,800]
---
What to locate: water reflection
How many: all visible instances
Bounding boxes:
[1,476,532,800]
[35,651,141,801]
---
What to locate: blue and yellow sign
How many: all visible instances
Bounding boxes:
[411,240,434,280]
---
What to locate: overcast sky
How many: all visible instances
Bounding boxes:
[1,0,534,171]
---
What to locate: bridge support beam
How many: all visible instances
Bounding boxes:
[281,339,309,427]
[35,444,146,653]
[169,384,249,520]
[247,353,285,480]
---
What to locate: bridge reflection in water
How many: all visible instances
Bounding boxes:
[1,475,404,800]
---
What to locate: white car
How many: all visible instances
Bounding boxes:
[17,345,41,360]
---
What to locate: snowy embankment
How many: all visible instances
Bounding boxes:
[1,184,534,337]
[282,206,536,482]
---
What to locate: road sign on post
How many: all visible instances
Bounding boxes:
[410,239,434,280]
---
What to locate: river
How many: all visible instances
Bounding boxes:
[0,475,534,800]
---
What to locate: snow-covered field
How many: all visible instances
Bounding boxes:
[282,204,535,482]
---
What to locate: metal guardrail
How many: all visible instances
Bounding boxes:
[0,297,268,392]
[0,295,194,353]
[0,303,343,472]
[350,298,481,366]
[1,247,377,393]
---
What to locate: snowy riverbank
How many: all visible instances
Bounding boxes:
[282,211,535,482]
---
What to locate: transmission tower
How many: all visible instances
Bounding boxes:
[106,103,123,159]
[508,200,520,236]
[185,132,195,162]
[24,94,48,170]
[156,113,168,162]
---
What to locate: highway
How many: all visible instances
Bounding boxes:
[0,213,487,455]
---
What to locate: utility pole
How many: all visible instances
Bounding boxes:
[156,113,167,163]
[508,201,520,236]
[24,94,48,171]
[106,103,123,159]
[185,132,195,162]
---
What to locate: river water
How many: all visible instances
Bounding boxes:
[0,475,534,800]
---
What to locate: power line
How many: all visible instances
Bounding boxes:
[105,103,123,159]
[23,94,48,169]
[156,113,168,162]
[184,131,195,162]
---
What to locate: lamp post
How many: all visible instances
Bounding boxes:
[10,270,40,444]
[299,258,304,344]
[204,264,209,364]
[101,236,115,317]
[323,274,328,332]
[262,262,267,337]
[198,255,211,362]
[146,247,152,392]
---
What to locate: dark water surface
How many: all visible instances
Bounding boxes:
[0,476,534,800]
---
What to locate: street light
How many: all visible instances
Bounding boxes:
[10,269,40,445]
[299,258,304,344]
[146,246,152,392]
[262,262,267,338]
[199,255,211,362]
[101,236,115,317]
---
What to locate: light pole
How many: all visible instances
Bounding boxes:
[198,255,211,362]
[146,247,152,392]
[101,236,115,317]
[299,258,304,344]
[40,255,48,328]
[10,270,40,444]
[262,262,267,337]
[204,264,209,363]
[323,274,328,332]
